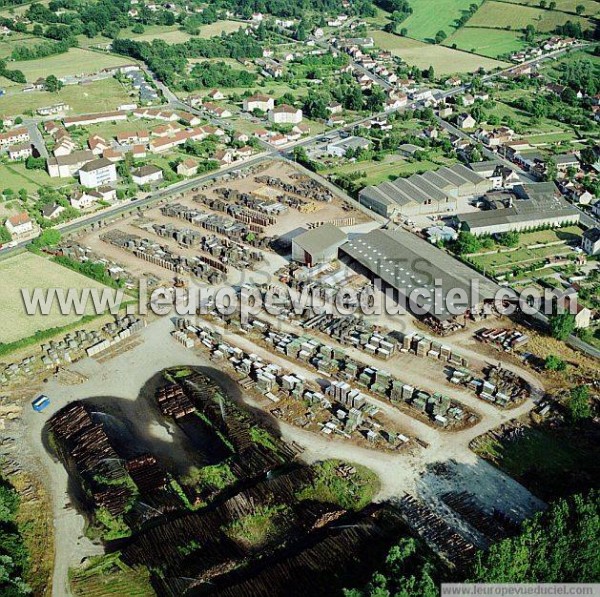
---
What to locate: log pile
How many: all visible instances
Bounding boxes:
[156,384,196,419]
[127,455,168,494]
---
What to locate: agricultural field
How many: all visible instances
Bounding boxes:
[467,1,594,32]
[445,27,529,58]
[0,252,112,344]
[369,30,508,74]
[11,48,134,81]
[126,25,192,44]
[0,77,133,117]
[503,0,600,17]
[397,0,483,42]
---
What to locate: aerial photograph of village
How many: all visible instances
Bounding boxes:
[0,0,598,595]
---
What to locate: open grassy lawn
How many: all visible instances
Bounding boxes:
[126,25,192,44]
[0,252,111,344]
[0,77,133,117]
[0,162,68,193]
[399,0,483,42]
[199,19,246,37]
[502,0,600,17]
[11,48,134,82]
[467,0,594,31]
[325,154,457,185]
[445,27,528,58]
[0,33,46,59]
[369,30,507,74]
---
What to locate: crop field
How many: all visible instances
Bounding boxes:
[397,0,483,42]
[445,28,528,57]
[11,48,133,81]
[0,252,111,344]
[0,77,132,117]
[503,0,600,17]
[467,1,594,32]
[369,30,507,74]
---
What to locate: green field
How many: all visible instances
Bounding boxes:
[0,162,69,193]
[11,48,134,81]
[0,77,133,117]
[468,243,575,274]
[467,0,594,31]
[502,0,600,16]
[126,25,192,44]
[324,154,458,185]
[398,0,484,42]
[0,252,111,344]
[445,27,529,57]
[199,19,246,37]
[0,33,47,59]
[369,30,507,74]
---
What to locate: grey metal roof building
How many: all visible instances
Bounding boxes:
[358,163,489,218]
[458,182,580,236]
[341,228,500,321]
[291,225,347,266]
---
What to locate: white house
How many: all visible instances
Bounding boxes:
[268,104,303,124]
[132,165,163,185]
[78,157,117,188]
[8,143,32,161]
[206,88,224,100]
[457,113,476,129]
[5,212,33,237]
[70,190,97,210]
[582,227,600,255]
[243,94,274,112]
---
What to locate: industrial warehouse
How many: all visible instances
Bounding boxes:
[358,164,491,218]
[341,227,500,322]
[456,182,580,236]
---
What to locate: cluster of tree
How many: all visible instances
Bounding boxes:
[112,30,263,87]
[544,354,567,371]
[53,255,123,288]
[451,230,494,255]
[549,311,576,341]
[454,3,479,28]
[10,38,70,61]
[0,476,31,597]
[185,61,256,91]
[558,59,598,96]
[554,20,597,40]
[0,59,25,84]
[377,0,412,33]
[345,492,599,596]
[0,225,11,244]
[214,0,346,20]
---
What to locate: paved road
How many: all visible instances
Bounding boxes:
[24,119,48,159]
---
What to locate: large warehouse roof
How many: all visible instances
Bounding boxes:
[341,228,500,320]
[292,225,347,255]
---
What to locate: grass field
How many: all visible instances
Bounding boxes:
[0,77,133,117]
[199,19,246,37]
[369,30,507,74]
[398,0,483,42]
[467,0,594,31]
[11,48,133,81]
[0,252,111,344]
[468,243,574,274]
[324,154,458,185]
[0,33,47,59]
[501,0,600,16]
[127,25,192,44]
[0,162,68,193]
[445,27,528,57]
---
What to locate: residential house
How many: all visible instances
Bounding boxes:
[70,190,97,210]
[0,127,29,149]
[5,212,33,237]
[243,94,274,112]
[8,143,32,160]
[78,157,117,188]
[582,227,600,256]
[64,111,127,128]
[47,150,95,178]
[206,88,224,100]
[132,165,163,185]
[268,104,303,124]
[177,158,198,177]
[41,203,65,220]
[457,113,476,129]
[88,135,110,155]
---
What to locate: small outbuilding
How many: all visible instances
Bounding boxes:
[291,225,347,266]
